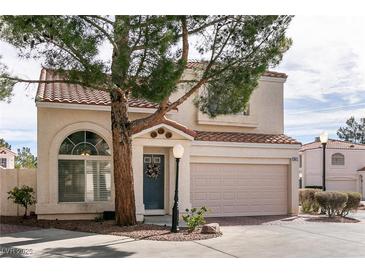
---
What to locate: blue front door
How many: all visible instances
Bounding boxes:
[143,154,165,210]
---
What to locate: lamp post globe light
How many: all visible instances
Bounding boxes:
[319,131,328,191]
[171,144,184,233]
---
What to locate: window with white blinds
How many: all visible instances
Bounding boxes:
[58,131,112,203]
[85,160,111,202]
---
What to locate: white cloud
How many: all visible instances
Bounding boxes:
[278,16,365,101]
[0,129,36,142]
[285,108,365,137]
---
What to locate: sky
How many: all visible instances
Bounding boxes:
[1,16,365,156]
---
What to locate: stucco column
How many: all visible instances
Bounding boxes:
[289,158,299,215]
[132,140,144,221]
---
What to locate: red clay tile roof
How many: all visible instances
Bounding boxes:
[36,62,286,107]
[300,139,365,152]
[186,61,287,79]
[159,117,197,137]
[36,69,163,109]
[358,167,365,172]
[0,147,16,155]
[194,131,300,144]
[137,116,299,144]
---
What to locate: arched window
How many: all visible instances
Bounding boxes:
[331,153,345,166]
[58,131,112,202]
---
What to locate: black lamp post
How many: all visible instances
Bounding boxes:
[320,131,328,191]
[171,144,184,233]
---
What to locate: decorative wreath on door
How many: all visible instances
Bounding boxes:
[145,161,161,179]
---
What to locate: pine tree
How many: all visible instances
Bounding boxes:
[0,15,293,225]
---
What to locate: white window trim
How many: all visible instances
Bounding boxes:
[58,130,112,203]
[48,122,114,205]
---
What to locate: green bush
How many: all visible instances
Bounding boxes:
[7,185,36,217]
[299,189,321,213]
[315,191,348,217]
[182,206,208,232]
[340,192,362,216]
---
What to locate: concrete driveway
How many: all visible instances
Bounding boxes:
[1,216,365,258]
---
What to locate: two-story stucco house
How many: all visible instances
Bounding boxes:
[0,147,16,169]
[35,62,300,221]
[300,139,365,198]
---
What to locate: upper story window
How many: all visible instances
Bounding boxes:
[331,153,345,166]
[58,131,112,203]
[0,158,7,168]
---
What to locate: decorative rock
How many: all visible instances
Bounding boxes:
[201,223,220,234]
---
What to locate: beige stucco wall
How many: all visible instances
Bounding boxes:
[169,73,285,134]
[0,168,37,216]
[300,148,365,195]
[35,73,291,220]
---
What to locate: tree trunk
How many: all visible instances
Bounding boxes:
[111,90,137,226]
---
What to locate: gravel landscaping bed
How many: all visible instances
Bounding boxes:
[0,216,221,241]
[0,223,40,235]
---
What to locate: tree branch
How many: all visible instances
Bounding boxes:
[132,16,234,51]
[206,22,281,80]
[157,17,189,114]
[43,38,87,69]
[180,16,189,63]
[80,16,119,52]
[88,15,114,26]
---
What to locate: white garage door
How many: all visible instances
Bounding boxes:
[190,163,288,216]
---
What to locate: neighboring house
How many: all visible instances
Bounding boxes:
[300,138,365,198]
[0,147,16,169]
[35,62,300,221]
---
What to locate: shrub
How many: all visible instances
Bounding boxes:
[182,206,208,232]
[340,192,362,216]
[299,189,321,213]
[7,185,36,217]
[315,191,348,217]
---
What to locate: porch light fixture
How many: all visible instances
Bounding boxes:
[319,131,328,191]
[171,144,184,233]
[173,144,184,159]
[319,131,328,144]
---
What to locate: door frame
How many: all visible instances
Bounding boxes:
[143,152,168,215]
